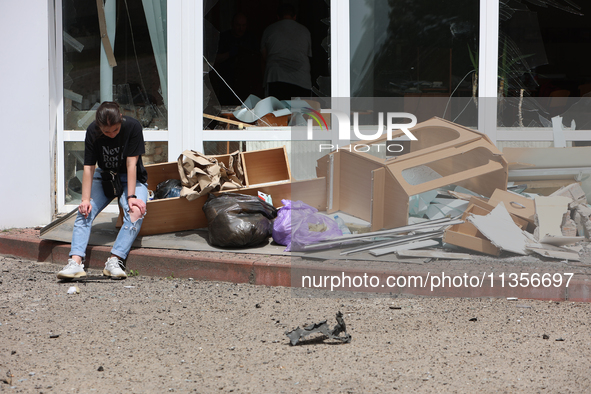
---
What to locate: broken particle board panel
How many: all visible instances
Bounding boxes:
[527,245,581,261]
[520,179,579,197]
[371,167,387,231]
[467,196,530,230]
[345,117,491,165]
[317,148,384,221]
[504,146,591,169]
[317,118,508,232]
[443,221,501,256]
[241,146,292,186]
[382,138,507,230]
[442,201,528,256]
[488,189,535,224]
[444,204,502,256]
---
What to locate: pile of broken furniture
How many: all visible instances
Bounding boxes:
[311,117,589,260]
[121,117,591,261]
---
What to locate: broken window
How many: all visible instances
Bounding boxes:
[202,0,330,131]
[496,0,590,130]
[349,0,479,126]
[63,0,168,130]
[62,0,169,205]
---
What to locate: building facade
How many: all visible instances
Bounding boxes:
[2,0,590,229]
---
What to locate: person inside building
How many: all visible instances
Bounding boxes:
[214,12,260,104]
[57,101,148,280]
[260,3,312,100]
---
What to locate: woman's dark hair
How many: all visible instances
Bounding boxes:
[95,101,123,128]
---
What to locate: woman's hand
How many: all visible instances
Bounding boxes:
[79,200,92,218]
[127,197,146,222]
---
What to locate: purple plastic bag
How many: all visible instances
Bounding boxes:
[272,200,318,247]
[288,212,343,252]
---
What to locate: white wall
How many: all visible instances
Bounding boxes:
[0,1,53,229]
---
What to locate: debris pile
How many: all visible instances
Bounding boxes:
[283,118,591,260]
[43,116,591,262]
[285,182,590,261]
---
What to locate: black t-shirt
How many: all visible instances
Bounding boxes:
[84,116,148,184]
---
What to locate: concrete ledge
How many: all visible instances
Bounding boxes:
[1,231,591,301]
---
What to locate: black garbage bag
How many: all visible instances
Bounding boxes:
[154,179,182,199]
[203,193,278,248]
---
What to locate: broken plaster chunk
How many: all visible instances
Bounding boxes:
[285,311,351,346]
[575,205,591,240]
[534,196,572,240]
[550,183,587,209]
[561,217,577,237]
[527,245,581,261]
[575,204,591,218]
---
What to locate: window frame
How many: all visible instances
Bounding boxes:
[55,0,591,214]
[56,0,172,214]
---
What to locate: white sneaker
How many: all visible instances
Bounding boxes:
[103,257,127,279]
[57,259,87,279]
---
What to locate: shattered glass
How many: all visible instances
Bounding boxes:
[203,0,330,129]
[62,0,169,207]
[62,0,168,131]
[350,0,479,99]
[497,0,589,129]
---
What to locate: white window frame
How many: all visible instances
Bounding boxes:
[55,0,591,214]
[197,0,350,151]
[56,0,172,214]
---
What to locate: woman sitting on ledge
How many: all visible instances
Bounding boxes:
[57,101,148,280]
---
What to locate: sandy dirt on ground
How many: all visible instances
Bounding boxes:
[1,254,591,393]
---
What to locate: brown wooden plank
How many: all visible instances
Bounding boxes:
[119,178,327,236]
[387,139,507,198]
[203,113,250,128]
[338,150,382,221]
[136,195,209,236]
[145,162,180,191]
[96,0,117,67]
[443,225,501,256]
[488,189,535,223]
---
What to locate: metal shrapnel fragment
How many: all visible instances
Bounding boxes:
[285,311,351,346]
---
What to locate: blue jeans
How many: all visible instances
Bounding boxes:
[70,169,148,260]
